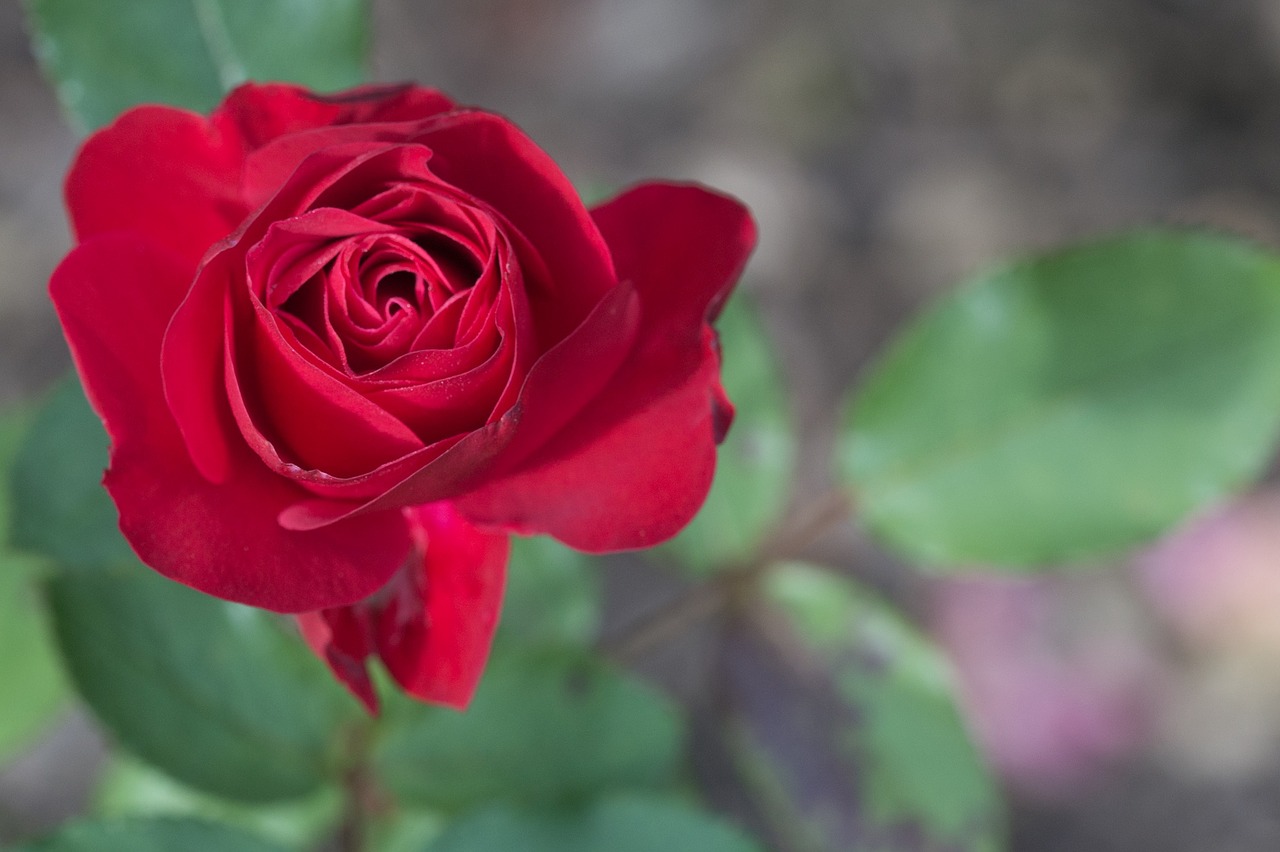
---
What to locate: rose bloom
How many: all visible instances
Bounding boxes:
[50,83,755,711]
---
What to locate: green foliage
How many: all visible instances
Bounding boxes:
[11,817,290,852]
[9,376,135,571]
[843,231,1280,567]
[426,795,763,852]
[0,402,35,538]
[0,404,65,763]
[25,0,370,131]
[93,756,342,849]
[368,811,447,852]
[664,294,797,574]
[765,563,1003,851]
[373,650,684,811]
[0,552,65,764]
[47,564,362,803]
[497,536,601,650]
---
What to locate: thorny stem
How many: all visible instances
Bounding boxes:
[600,487,854,664]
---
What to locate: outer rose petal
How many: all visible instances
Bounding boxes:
[298,503,509,712]
[453,182,756,551]
[456,351,725,550]
[219,82,456,150]
[50,234,412,612]
[65,86,455,273]
[66,106,248,267]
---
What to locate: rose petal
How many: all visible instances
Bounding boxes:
[162,144,430,484]
[276,280,639,519]
[239,112,462,212]
[454,351,724,550]
[50,234,412,612]
[297,605,378,710]
[159,244,238,483]
[417,111,618,342]
[66,106,248,267]
[593,182,755,332]
[226,293,427,479]
[452,182,756,551]
[388,503,509,707]
[298,502,508,712]
[221,82,456,151]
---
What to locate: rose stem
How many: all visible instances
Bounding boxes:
[599,486,854,665]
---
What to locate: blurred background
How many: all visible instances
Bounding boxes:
[7,0,1280,849]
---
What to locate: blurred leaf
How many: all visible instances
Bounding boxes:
[369,810,447,852]
[0,553,66,764]
[665,295,797,574]
[497,536,601,651]
[843,231,1280,567]
[25,0,370,131]
[426,795,762,852]
[0,402,66,763]
[47,565,362,802]
[761,563,1003,851]
[10,375,135,571]
[94,755,341,849]
[0,402,35,538]
[212,1,368,91]
[373,650,683,811]
[579,181,620,208]
[11,817,290,852]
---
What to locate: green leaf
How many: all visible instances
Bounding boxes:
[25,0,370,131]
[10,376,136,571]
[47,565,362,802]
[94,755,342,849]
[368,810,447,852]
[12,817,290,852]
[0,403,66,763]
[373,650,683,811]
[664,295,797,574]
[426,795,762,852]
[497,536,601,651]
[843,231,1280,567]
[0,402,36,539]
[764,563,1003,851]
[0,553,66,764]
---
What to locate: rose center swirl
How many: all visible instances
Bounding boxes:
[272,224,490,376]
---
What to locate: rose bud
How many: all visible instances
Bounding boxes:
[50,83,755,711]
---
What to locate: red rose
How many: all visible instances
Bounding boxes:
[50,83,755,710]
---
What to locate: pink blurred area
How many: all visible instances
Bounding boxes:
[1137,491,1280,652]
[934,572,1156,797]
[936,488,1280,800]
